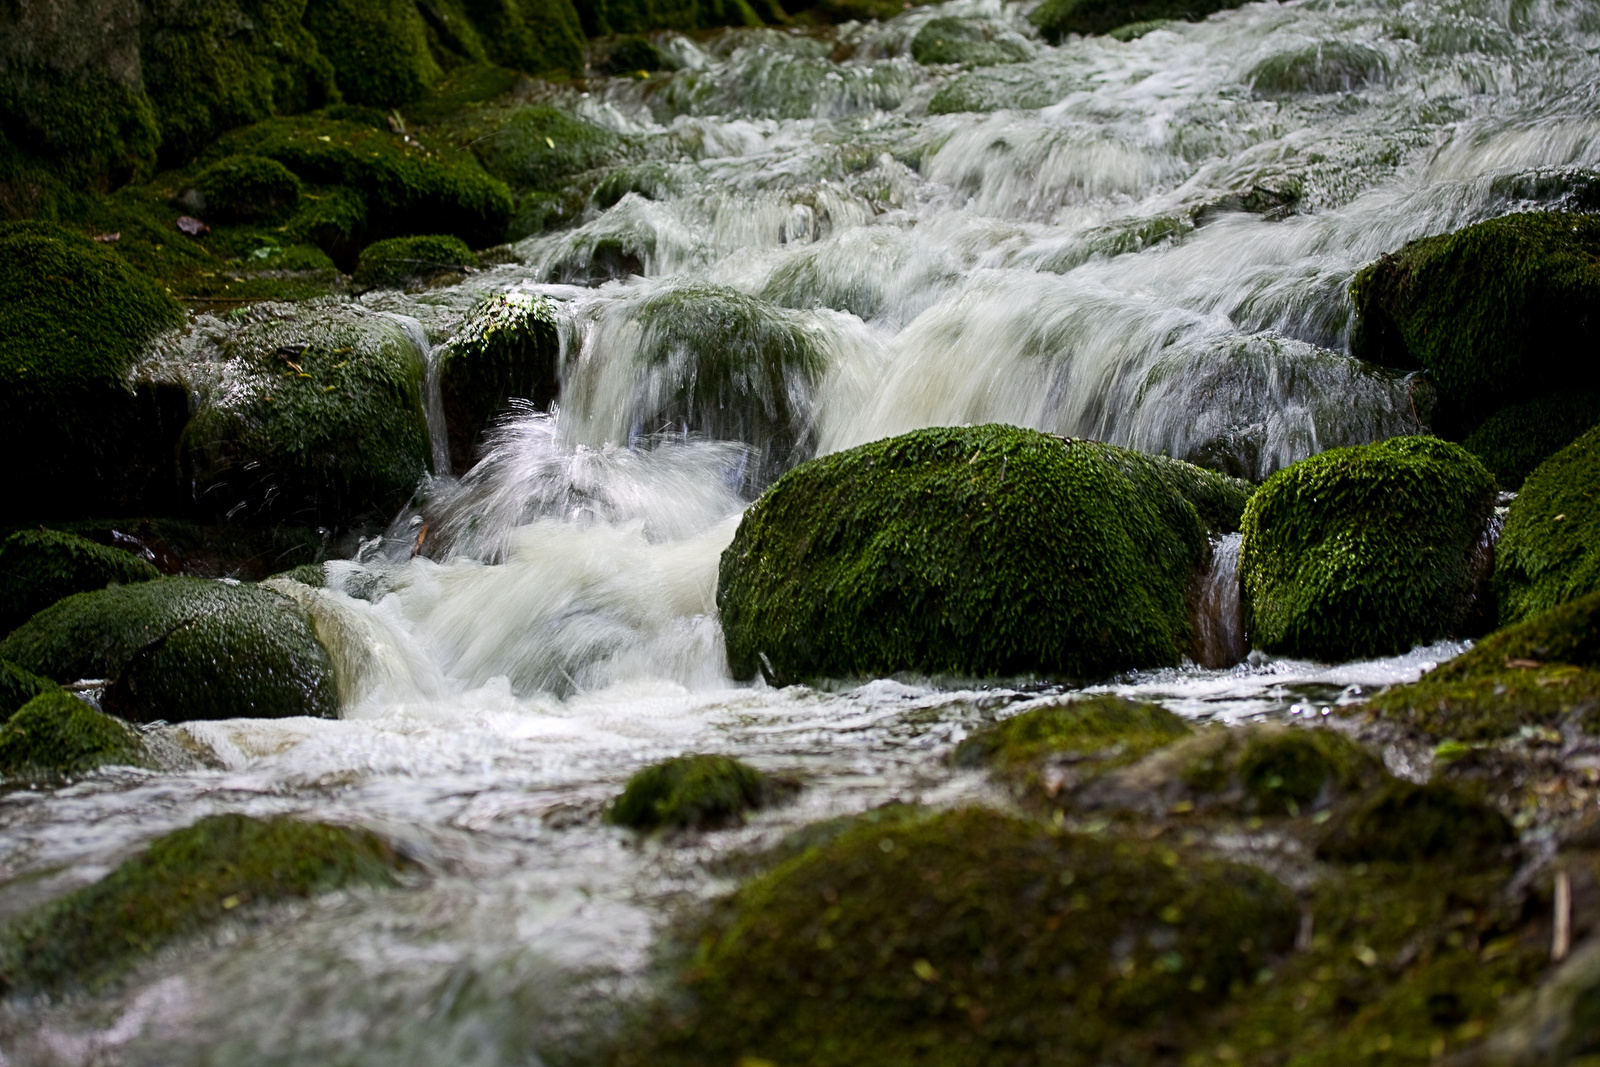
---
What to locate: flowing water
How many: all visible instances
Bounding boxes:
[6,0,1600,1060]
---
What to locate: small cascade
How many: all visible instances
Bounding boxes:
[1193,533,1247,669]
[382,312,453,476]
[1462,493,1513,633]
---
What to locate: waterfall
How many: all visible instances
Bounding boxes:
[1193,533,1246,669]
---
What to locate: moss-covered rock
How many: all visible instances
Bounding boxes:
[0,222,186,519]
[1317,779,1515,867]
[460,0,586,78]
[572,0,765,37]
[607,754,786,831]
[0,659,58,721]
[437,290,560,473]
[0,813,401,991]
[0,528,162,635]
[1462,391,1600,491]
[718,425,1252,684]
[910,18,1030,66]
[1350,212,1600,438]
[1239,436,1496,661]
[1246,40,1390,97]
[352,233,478,289]
[1442,590,1600,677]
[172,302,430,527]
[192,154,303,223]
[634,806,1298,1067]
[1496,425,1600,626]
[0,689,150,782]
[0,576,338,723]
[592,34,670,75]
[1029,0,1247,42]
[471,105,619,191]
[302,0,440,107]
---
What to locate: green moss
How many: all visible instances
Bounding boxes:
[1317,780,1515,867]
[0,576,338,723]
[1029,0,1247,42]
[0,528,161,635]
[718,425,1252,684]
[1437,591,1600,678]
[270,563,327,586]
[437,290,560,473]
[1234,727,1381,815]
[607,754,785,831]
[593,34,670,75]
[193,154,303,223]
[0,222,186,519]
[460,0,586,77]
[303,0,441,106]
[1246,40,1390,97]
[1349,212,1600,438]
[472,105,619,191]
[910,19,1030,66]
[3,516,330,581]
[0,813,401,992]
[953,694,1191,772]
[1239,436,1495,661]
[1495,425,1600,625]
[1105,19,1170,40]
[632,806,1298,1067]
[0,57,160,188]
[1367,663,1600,742]
[177,303,430,527]
[1461,391,1600,491]
[352,233,478,288]
[0,660,59,721]
[572,0,765,37]
[0,689,150,782]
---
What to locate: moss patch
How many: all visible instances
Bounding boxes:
[607,754,787,831]
[1461,390,1600,492]
[352,233,478,289]
[437,290,560,473]
[1246,40,1389,97]
[0,689,150,783]
[1349,212,1600,438]
[471,105,619,191]
[1029,0,1248,42]
[1239,436,1495,661]
[572,0,765,37]
[302,0,441,106]
[0,659,58,721]
[910,19,1030,66]
[718,424,1254,685]
[192,154,303,223]
[0,813,401,992]
[1318,780,1515,867]
[0,576,338,723]
[1439,590,1600,678]
[0,529,162,635]
[1495,425,1600,626]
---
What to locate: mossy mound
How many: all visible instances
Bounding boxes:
[607,754,786,831]
[592,34,670,75]
[1246,40,1389,97]
[0,528,162,635]
[472,105,619,191]
[1317,780,1515,867]
[1350,212,1600,438]
[177,302,430,527]
[0,222,186,518]
[0,659,57,720]
[0,690,150,782]
[437,290,560,473]
[0,813,401,992]
[718,425,1254,685]
[1029,0,1246,42]
[352,233,478,289]
[192,154,303,223]
[1239,436,1495,661]
[303,0,440,107]
[910,19,1030,66]
[1495,425,1600,626]
[1462,391,1600,491]
[635,806,1298,1067]
[572,0,767,37]
[0,576,338,723]
[453,0,586,78]
[1437,591,1600,678]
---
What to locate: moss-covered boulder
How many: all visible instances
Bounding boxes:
[0,813,401,991]
[607,754,787,831]
[472,105,619,191]
[1029,0,1246,42]
[636,806,1298,1066]
[192,154,303,223]
[0,528,162,635]
[1246,40,1390,97]
[0,576,338,723]
[718,425,1252,684]
[303,0,441,107]
[909,19,1030,66]
[437,290,560,473]
[1239,436,1496,661]
[352,233,478,289]
[1496,425,1600,626]
[1350,212,1600,438]
[458,0,586,77]
[1462,391,1600,491]
[173,302,430,527]
[0,659,57,720]
[1317,780,1515,867]
[0,222,186,519]
[572,0,768,37]
[0,689,150,782]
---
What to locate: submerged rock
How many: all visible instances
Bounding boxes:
[437,290,561,473]
[0,689,150,783]
[718,425,1252,684]
[1496,425,1600,626]
[352,233,479,290]
[910,18,1031,66]
[1239,436,1496,661]
[0,576,338,723]
[607,754,789,831]
[0,528,162,635]
[0,813,401,992]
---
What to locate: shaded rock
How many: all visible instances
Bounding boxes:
[0,528,162,635]
[303,0,441,107]
[0,689,150,783]
[571,0,772,37]
[910,18,1031,67]
[471,105,619,191]
[352,233,478,289]
[0,659,58,720]
[592,34,670,75]
[607,754,790,831]
[192,154,303,223]
[1030,0,1248,43]
[1496,426,1600,626]
[1462,391,1600,491]
[436,290,560,473]
[1317,779,1516,867]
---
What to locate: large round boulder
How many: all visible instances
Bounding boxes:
[1239,436,1495,661]
[0,528,161,635]
[0,576,338,722]
[1495,424,1600,626]
[717,424,1252,684]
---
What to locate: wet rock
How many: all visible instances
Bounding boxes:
[1246,39,1390,97]
[1350,212,1600,439]
[718,425,1253,684]
[192,154,303,223]
[592,33,671,75]
[0,576,338,723]
[0,813,401,992]
[0,689,150,783]
[1462,391,1600,492]
[909,18,1031,67]
[0,529,162,636]
[1239,435,1496,661]
[437,290,561,473]
[1317,779,1516,867]
[607,753,791,831]
[303,0,441,107]
[1496,426,1600,626]
[352,233,479,290]
[471,105,619,191]
[0,660,57,720]
[1030,0,1249,43]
